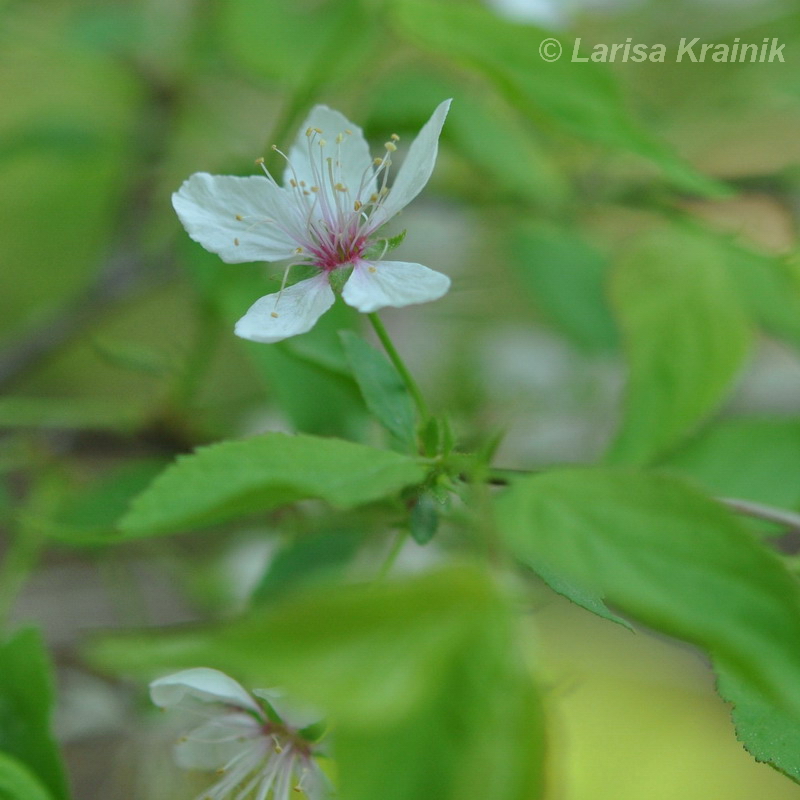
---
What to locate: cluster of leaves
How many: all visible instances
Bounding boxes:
[3,0,800,798]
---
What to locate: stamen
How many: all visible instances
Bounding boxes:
[234,238,240,246]
[235,214,243,221]
[384,141,397,152]
[373,157,384,166]
[255,157,265,164]
[318,139,326,147]
[354,200,362,211]
[271,312,279,318]
[390,133,400,141]
[313,127,323,134]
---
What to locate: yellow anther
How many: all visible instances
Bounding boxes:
[369,193,379,203]
[373,157,384,166]
[390,133,400,141]
[234,238,240,246]
[318,139,327,147]
[311,186,320,193]
[313,127,323,134]
[368,266,377,273]
[271,312,279,318]
[255,157,265,164]
[334,183,348,192]
[380,186,389,196]
[303,190,310,195]
[345,129,353,135]
[305,127,313,136]
[354,200,362,211]
[335,133,344,144]
[384,141,397,152]
[295,247,303,254]
[215,768,226,775]
[270,144,277,150]
[290,179,297,187]
[235,214,243,221]
[300,180,306,187]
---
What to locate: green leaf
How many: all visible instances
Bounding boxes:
[660,417,800,512]
[89,567,545,800]
[608,227,751,464]
[393,0,725,197]
[339,331,416,450]
[221,0,376,86]
[118,433,426,538]
[46,459,167,545]
[0,629,68,800]
[0,397,146,432]
[496,468,800,778]
[409,492,439,545]
[512,222,618,352]
[0,753,54,800]
[726,241,800,350]
[251,527,365,603]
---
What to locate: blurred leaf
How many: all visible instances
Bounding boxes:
[660,418,800,511]
[409,491,439,545]
[0,397,147,432]
[367,69,567,207]
[0,752,54,800]
[0,630,68,800]
[46,460,167,545]
[90,337,170,377]
[118,433,426,538]
[89,566,545,800]
[340,331,416,450]
[725,241,800,350]
[496,468,800,779]
[393,0,726,196]
[608,227,751,464]
[512,222,618,352]
[221,0,377,86]
[251,527,365,603]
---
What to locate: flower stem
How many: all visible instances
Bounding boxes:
[367,312,430,423]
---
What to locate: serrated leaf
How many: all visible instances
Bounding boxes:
[496,468,800,778]
[118,433,426,538]
[339,331,416,449]
[0,630,68,800]
[608,227,751,464]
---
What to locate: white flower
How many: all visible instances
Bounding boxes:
[150,668,328,800]
[173,100,452,343]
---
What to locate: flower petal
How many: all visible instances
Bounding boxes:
[172,173,296,264]
[149,667,261,713]
[234,274,335,343]
[342,260,451,313]
[175,713,262,770]
[372,99,452,226]
[284,106,376,206]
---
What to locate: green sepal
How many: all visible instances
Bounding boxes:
[328,265,354,294]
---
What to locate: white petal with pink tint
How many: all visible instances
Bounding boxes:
[234,274,335,343]
[342,260,451,313]
[172,173,296,263]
